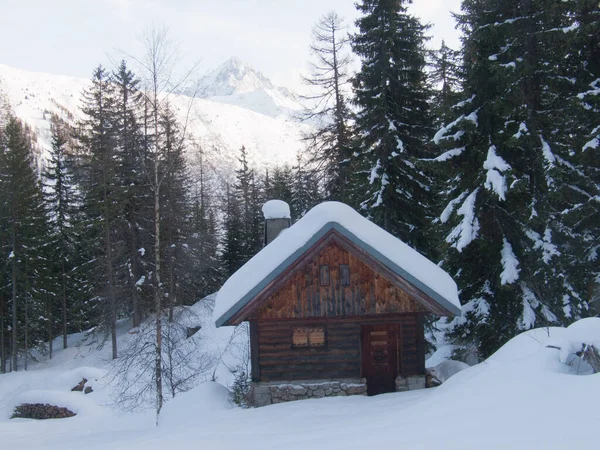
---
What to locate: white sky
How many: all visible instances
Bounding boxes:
[0,0,463,91]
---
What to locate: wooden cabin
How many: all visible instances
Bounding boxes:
[214,201,460,406]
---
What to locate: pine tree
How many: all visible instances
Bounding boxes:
[222,184,245,277]
[351,0,433,250]
[429,40,463,127]
[76,65,121,359]
[561,0,600,310]
[265,166,295,217]
[302,11,353,201]
[433,0,591,359]
[0,116,49,371]
[112,60,151,328]
[157,104,190,320]
[292,152,322,218]
[42,116,80,353]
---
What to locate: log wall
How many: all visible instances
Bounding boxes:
[254,315,423,382]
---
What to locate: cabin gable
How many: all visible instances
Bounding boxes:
[252,239,429,320]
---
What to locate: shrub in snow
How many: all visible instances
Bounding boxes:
[110,306,217,411]
[230,365,252,408]
[558,318,600,375]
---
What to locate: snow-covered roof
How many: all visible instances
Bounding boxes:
[262,199,291,219]
[214,202,461,326]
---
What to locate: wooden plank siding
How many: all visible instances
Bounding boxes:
[251,240,428,321]
[253,315,423,382]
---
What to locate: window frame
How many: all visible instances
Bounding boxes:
[291,326,327,349]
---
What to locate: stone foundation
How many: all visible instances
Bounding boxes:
[252,379,367,406]
[395,375,426,392]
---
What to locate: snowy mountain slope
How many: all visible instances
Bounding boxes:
[0,62,310,179]
[192,57,303,118]
[1,318,599,450]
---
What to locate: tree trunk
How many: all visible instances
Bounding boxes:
[11,229,18,372]
[153,77,163,421]
[62,261,67,349]
[104,179,118,360]
[1,293,5,373]
[131,236,141,328]
[48,293,53,360]
[154,168,163,423]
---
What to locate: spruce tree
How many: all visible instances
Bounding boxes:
[351,0,433,250]
[292,152,322,217]
[561,0,600,310]
[157,104,190,320]
[76,65,121,359]
[429,40,463,127]
[433,0,591,358]
[0,116,49,370]
[42,116,80,352]
[222,184,245,277]
[112,60,151,328]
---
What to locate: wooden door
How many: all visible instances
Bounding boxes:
[361,324,398,396]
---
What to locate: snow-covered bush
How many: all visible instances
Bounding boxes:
[230,366,252,408]
[558,318,600,375]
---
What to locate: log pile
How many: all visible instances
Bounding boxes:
[11,403,76,420]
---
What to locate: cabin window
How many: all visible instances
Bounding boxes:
[320,265,330,286]
[292,327,326,348]
[340,264,350,286]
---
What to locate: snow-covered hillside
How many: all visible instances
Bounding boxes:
[1,310,599,449]
[0,59,310,180]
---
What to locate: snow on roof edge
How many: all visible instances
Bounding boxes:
[214,202,461,326]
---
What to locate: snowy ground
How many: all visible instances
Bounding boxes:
[1,301,599,449]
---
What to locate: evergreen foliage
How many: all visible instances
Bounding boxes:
[433,0,598,358]
[351,0,433,251]
[0,116,50,370]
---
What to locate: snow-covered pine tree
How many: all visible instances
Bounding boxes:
[233,146,262,262]
[0,116,49,371]
[42,116,81,353]
[302,11,353,202]
[76,65,122,359]
[434,0,591,359]
[156,103,191,320]
[112,60,152,328]
[350,0,433,251]
[560,0,600,313]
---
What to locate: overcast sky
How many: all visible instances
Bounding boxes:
[0,0,463,90]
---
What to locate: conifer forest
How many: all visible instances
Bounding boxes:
[0,0,598,377]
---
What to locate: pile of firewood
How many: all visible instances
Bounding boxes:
[11,403,76,420]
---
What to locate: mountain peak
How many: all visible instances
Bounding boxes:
[199,57,275,97]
